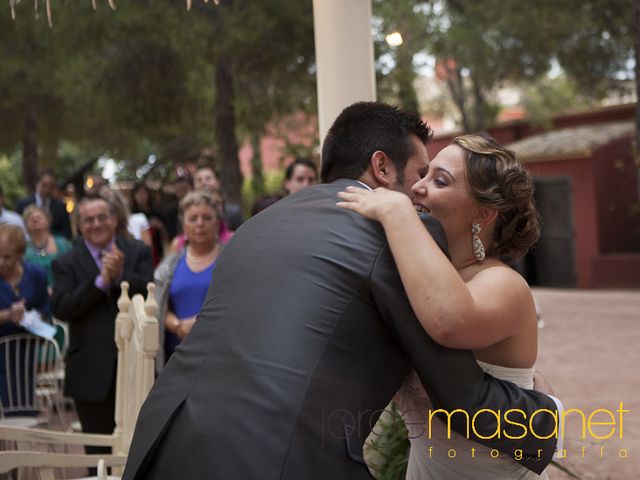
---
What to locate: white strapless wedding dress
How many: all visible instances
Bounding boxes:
[395,361,550,479]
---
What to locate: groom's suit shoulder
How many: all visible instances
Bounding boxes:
[265,182,450,258]
[419,213,450,258]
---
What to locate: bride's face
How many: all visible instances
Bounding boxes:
[411,145,477,242]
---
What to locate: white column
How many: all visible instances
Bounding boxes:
[312,0,376,144]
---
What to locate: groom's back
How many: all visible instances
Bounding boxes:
[124,180,412,480]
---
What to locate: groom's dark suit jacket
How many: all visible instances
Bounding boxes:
[123,179,557,479]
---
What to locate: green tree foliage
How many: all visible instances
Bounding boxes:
[190,0,316,202]
[4,1,634,196]
[1,1,316,202]
[0,2,211,189]
[373,0,427,114]
[554,0,634,98]
[0,2,74,191]
[374,0,635,132]
[522,75,598,128]
[0,154,26,208]
[427,0,563,131]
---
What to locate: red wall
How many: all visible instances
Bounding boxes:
[592,136,640,253]
[591,255,640,288]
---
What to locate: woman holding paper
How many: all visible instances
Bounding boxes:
[0,224,49,337]
[0,223,50,415]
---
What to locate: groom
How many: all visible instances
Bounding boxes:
[123,102,559,479]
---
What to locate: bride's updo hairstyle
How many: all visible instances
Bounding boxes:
[452,134,540,260]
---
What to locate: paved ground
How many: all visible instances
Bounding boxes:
[533,288,640,480]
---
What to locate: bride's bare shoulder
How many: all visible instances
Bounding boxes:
[472,259,529,286]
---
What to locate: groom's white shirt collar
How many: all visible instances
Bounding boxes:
[354,180,373,191]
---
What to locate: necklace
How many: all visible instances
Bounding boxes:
[31,235,51,257]
[186,245,219,264]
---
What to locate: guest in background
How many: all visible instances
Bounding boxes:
[154,191,222,366]
[250,194,283,217]
[16,172,72,239]
[98,187,134,239]
[0,186,27,235]
[193,165,219,192]
[205,188,234,244]
[0,224,49,417]
[23,206,72,290]
[168,186,232,252]
[131,183,162,222]
[0,225,49,337]
[163,177,192,240]
[99,186,153,249]
[83,174,108,196]
[131,182,165,266]
[51,195,152,456]
[63,183,79,239]
[194,164,244,230]
[283,157,317,195]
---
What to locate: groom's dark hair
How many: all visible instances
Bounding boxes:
[320,102,433,183]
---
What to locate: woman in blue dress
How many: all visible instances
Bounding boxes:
[154,191,223,366]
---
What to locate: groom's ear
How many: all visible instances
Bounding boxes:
[370,151,395,187]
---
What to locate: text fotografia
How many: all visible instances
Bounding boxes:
[420,445,629,461]
[322,402,629,442]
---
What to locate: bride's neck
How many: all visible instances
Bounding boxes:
[448,236,475,270]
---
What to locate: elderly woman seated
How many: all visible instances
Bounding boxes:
[0,224,49,416]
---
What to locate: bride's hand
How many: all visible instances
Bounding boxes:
[336,186,412,222]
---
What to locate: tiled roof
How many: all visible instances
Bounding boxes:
[507,121,634,163]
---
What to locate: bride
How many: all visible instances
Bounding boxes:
[338,134,549,479]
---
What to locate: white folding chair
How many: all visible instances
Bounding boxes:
[37,319,72,429]
[0,333,62,428]
[51,318,70,358]
[0,282,159,479]
[0,451,125,480]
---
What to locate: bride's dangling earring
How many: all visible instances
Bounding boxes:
[472,223,485,261]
